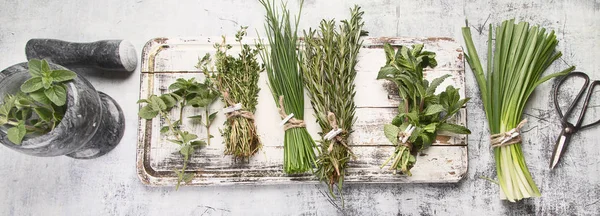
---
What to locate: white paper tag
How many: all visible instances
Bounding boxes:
[325,128,343,140]
[223,103,243,114]
[279,113,295,126]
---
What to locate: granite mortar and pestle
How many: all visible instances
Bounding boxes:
[0,39,136,159]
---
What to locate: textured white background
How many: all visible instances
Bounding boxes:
[1,0,599,215]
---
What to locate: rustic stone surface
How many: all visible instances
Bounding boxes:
[0,0,599,215]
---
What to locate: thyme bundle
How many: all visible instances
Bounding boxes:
[462,19,575,201]
[259,0,317,174]
[377,44,471,175]
[211,27,264,160]
[300,6,367,199]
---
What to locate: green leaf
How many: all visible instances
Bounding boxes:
[424,104,445,116]
[179,145,194,156]
[149,95,167,111]
[427,74,451,95]
[182,173,194,184]
[180,131,198,144]
[188,115,203,121]
[208,112,218,124]
[44,85,67,106]
[423,123,437,133]
[190,140,207,147]
[0,115,7,125]
[27,59,44,77]
[383,124,400,144]
[160,94,177,108]
[29,90,52,105]
[42,77,52,89]
[40,59,51,74]
[376,66,400,80]
[20,77,44,93]
[7,122,26,144]
[438,123,471,134]
[168,139,184,145]
[50,70,77,82]
[160,126,169,133]
[33,107,53,121]
[136,99,149,104]
[405,111,419,122]
[138,105,159,119]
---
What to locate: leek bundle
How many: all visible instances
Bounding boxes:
[462,19,575,201]
[300,6,367,199]
[259,0,316,173]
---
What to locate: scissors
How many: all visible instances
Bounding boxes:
[550,72,600,170]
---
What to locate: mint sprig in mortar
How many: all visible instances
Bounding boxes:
[376,44,471,175]
[0,59,77,144]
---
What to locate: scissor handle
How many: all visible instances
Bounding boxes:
[580,80,600,130]
[553,72,590,127]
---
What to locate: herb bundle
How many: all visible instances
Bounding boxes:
[300,6,367,198]
[462,19,575,201]
[138,77,219,189]
[0,59,76,144]
[377,44,471,175]
[210,27,264,160]
[259,0,317,174]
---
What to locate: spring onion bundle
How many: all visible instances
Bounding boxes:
[259,0,316,174]
[300,6,367,199]
[462,19,575,201]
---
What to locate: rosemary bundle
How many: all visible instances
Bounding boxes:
[211,27,263,160]
[259,0,317,174]
[300,6,367,198]
[463,19,575,201]
[377,44,471,175]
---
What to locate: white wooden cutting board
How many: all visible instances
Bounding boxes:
[136,37,468,186]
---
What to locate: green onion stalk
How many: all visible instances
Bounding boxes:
[462,19,575,201]
[300,6,367,201]
[258,0,317,174]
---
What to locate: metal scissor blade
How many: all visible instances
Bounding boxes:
[550,129,572,170]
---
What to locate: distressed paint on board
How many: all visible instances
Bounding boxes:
[137,37,468,186]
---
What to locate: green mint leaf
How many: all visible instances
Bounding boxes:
[138,105,159,119]
[160,94,177,108]
[424,104,445,116]
[182,173,194,184]
[0,115,7,125]
[7,122,26,144]
[180,131,198,144]
[29,90,52,105]
[33,107,53,121]
[438,123,471,134]
[376,66,399,80]
[208,112,218,124]
[149,95,167,111]
[136,99,149,104]
[20,77,44,93]
[427,74,451,95]
[160,126,169,133]
[190,140,206,147]
[167,139,184,145]
[40,59,51,74]
[383,124,400,144]
[188,115,202,120]
[423,123,437,133]
[44,85,67,106]
[27,59,44,77]
[49,70,77,82]
[42,77,52,89]
[179,145,194,157]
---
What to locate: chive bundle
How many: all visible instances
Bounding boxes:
[259,0,316,174]
[462,19,575,201]
[300,6,367,199]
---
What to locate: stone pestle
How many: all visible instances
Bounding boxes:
[25,39,137,73]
